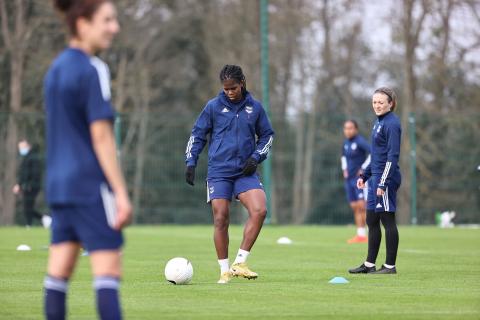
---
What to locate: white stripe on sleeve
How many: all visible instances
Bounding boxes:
[341,156,347,170]
[361,155,371,170]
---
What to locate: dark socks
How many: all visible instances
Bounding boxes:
[94,276,122,320]
[366,210,381,264]
[44,275,68,320]
[380,211,399,265]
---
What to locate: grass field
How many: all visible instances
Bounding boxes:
[0,225,479,319]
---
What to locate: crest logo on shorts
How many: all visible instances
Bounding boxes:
[209,186,215,194]
[246,106,253,114]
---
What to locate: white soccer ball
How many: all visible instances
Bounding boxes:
[164,257,193,285]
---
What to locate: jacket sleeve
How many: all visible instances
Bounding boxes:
[359,137,371,170]
[251,106,274,164]
[185,104,212,167]
[378,121,401,190]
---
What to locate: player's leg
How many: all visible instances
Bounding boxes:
[230,175,266,279]
[44,207,80,320]
[349,177,378,273]
[89,250,123,319]
[371,183,399,274]
[207,179,234,283]
[74,198,124,319]
[237,189,266,252]
[45,242,81,319]
[348,200,367,243]
[23,191,36,227]
[211,199,230,260]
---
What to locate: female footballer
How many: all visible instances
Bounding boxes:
[341,120,370,243]
[185,65,274,284]
[44,1,132,319]
[349,87,401,274]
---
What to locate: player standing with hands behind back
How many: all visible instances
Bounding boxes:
[349,87,402,275]
[44,1,131,319]
[185,65,274,284]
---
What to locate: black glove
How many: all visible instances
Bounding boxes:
[242,157,258,176]
[185,166,195,186]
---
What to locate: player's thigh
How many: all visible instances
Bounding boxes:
[48,242,81,278]
[238,189,266,216]
[89,250,122,277]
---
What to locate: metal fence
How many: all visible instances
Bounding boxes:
[1,111,479,225]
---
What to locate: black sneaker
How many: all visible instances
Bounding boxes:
[370,265,397,274]
[348,263,376,274]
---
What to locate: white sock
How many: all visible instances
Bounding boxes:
[384,264,395,269]
[364,261,375,268]
[233,249,250,264]
[218,259,230,274]
[357,227,367,237]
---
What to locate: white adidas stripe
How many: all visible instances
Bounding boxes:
[379,161,392,186]
[258,136,273,155]
[185,136,194,159]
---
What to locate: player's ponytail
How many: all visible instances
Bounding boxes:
[53,0,108,36]
[374,87,397,111]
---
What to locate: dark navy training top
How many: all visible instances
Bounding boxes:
[44,48,114,205]
[341,134,371,179]
[362,111,402,190]
[185,91,274,179]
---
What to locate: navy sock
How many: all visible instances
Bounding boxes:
[44,275,68,320]
[94,276,122,320]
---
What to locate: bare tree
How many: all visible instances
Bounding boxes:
[0,0,40,224]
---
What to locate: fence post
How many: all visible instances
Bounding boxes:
[260,0,272,224]
[114,114,122,157]
[408,112,417,224]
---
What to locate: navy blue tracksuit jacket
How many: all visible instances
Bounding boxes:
[185,91,274,179]
[362,111,402,189]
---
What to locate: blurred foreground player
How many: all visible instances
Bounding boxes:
[185,65,274,284]
[349,87,402,275]
[341,120,370,243]
[44,1,131,319]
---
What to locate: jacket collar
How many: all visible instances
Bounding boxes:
[218,91,252,111]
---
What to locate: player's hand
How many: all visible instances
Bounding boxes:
[376,188,385,196]
[185,166,195,186]
[114,191,132,230]
[242,157,258,176]
[12,184,21,195]
[343,170,348,179]
[357,178,366,189]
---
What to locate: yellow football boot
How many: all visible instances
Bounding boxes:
[230,263,258,280]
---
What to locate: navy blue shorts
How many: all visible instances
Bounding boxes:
[50,195,123,252]
[367,174,401,212]
[344,177,365,203]
[206,174,264,203]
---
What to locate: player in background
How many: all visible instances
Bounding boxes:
[185,65,274,284]
[349,87,401,274]
[44,1,132,319]
[341,120,370,243]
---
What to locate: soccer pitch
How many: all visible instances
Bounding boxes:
[0,226,479,319]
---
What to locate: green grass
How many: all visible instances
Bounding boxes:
[0,225,479,319]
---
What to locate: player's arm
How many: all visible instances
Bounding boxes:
[90,120,132,230]
[359,138,371,175]
[185,105,212,185]
[378,122,401,191]
[251,106,274,164]
[341,145,348,178]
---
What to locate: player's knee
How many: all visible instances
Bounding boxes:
[213,213,229,230]
[251,206,267,220]
[366,210,379,227]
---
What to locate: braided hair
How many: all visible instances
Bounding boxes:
[219,64,247,95]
